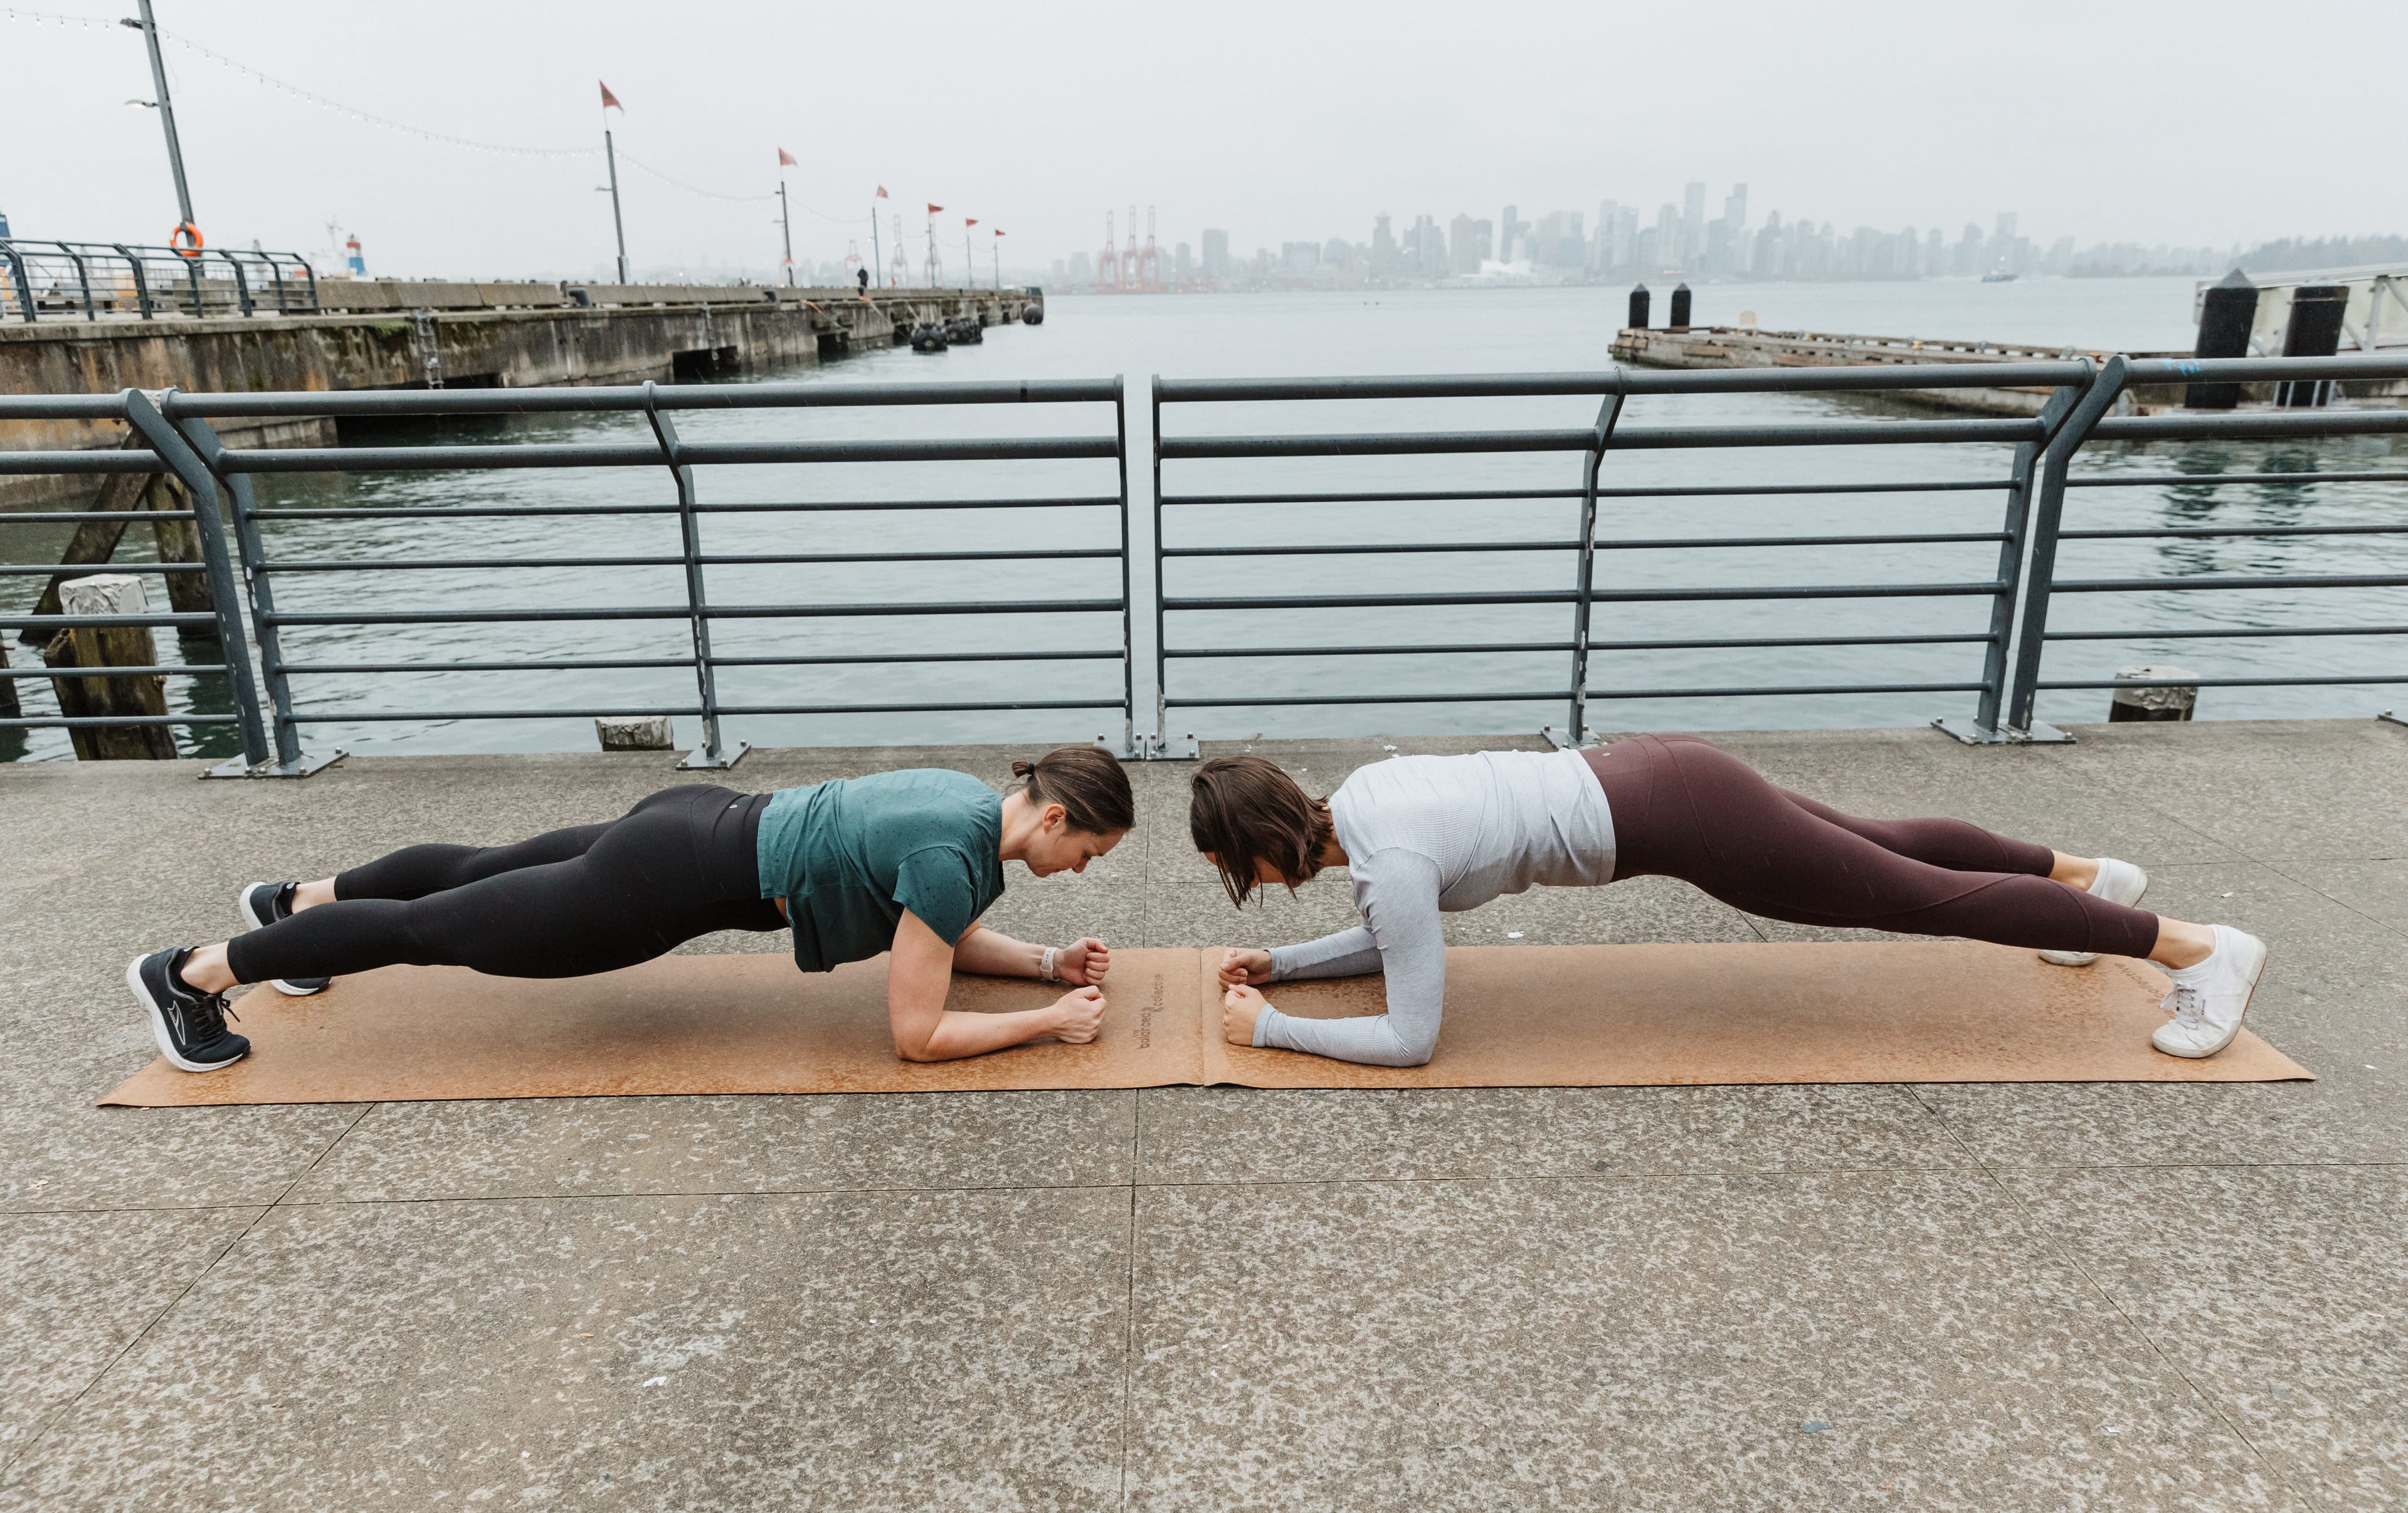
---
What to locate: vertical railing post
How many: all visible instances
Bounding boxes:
[55,243,94,319]
[1,246,34,324]
[221,253,254,315]
[179,250,205,317]
[1938,371,2086,743]
[170,409,339,774]
[112,245,152,319]
[2004,354,2129,737]
[642,381,744,770]
[263,254,290,313]
[1112,376,1137,758]
[120,389,272,771]
[300,256,319,311]
[1557,376,1626,749]
[1148,375,1173,757]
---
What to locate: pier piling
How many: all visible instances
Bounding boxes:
[43,574,175,759]
[1669,283,1692,330]
[2187,269,2257,409]
[1627,283,1650,330]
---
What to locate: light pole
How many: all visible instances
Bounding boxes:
[776,148,797,287]
[123,0,196,238]
[991,230,1002,291]
[962,218,976,291]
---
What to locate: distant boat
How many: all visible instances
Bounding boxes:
[1980,271,2018,283]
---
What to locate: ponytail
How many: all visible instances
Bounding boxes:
[1013,745,1136,836]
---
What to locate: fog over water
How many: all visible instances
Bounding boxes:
[7,278,2402,764]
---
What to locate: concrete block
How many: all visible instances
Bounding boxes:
[594,715,673,751]
[2110,665,2199,722]
[57,573,147,618]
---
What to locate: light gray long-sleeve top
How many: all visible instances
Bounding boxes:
[1253,748,1616,1066]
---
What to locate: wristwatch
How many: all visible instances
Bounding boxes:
[1039,946,1060,983]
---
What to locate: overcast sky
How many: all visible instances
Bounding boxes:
[4,0,2399,282]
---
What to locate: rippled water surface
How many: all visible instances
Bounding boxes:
[6,278,2402,762]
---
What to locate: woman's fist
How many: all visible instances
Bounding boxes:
[1057,937,1111,986]
[1222,983,1266,1045]
[1218,947,1272,988]
[1049,985,1106,1043]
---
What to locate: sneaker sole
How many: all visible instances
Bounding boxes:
[2039,867,2152,969]
[236,883,328,997]
[2154,936,2270,1060]
[124,956,246,1074]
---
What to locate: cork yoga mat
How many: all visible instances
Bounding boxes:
[101,942,2310,1108]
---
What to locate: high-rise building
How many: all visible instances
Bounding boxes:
[1594,201,1621,271]
[1612,205,1639,270]
[1068,251,1093,285]
[1417,215,1446,277]
[1201,228,1230,279]
[1682,181,1707,270]
[1371,214,1395,276]
[1655,203,1680,271]
[1993,212,2017,243]
[1474,218,1494,268]
[1499,204,1519,263]
[1174,242,1193,280]
[1449,213,1479,275]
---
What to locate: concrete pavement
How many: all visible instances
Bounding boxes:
[3,720,2404,1509]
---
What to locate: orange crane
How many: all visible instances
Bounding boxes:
[1096,209,1120,292]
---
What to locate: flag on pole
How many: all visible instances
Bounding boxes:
[964,218,978,228]
[927,203,943,214]
[599,81,622,110]
[778,147,798,167]
[875,186,888,198]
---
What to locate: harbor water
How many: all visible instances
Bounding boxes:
[6,277,2404,762]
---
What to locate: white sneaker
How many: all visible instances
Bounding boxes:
[2039,857,2150,967]
[2152,925,2269,1060]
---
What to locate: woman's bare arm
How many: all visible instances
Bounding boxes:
[885,910,1106,1062]
[951,920,1112,986]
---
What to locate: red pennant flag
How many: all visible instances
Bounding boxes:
[964,218,978,228]
[927,203,943,214]
[777,147,798,167]
[598,80,622,111]
[994,229,1005,236]
[875,185,888,198]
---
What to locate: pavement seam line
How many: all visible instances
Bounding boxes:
[0,1101,374,1481]
[1904,1084,2316,1511]
[1119,1090,1142,1509]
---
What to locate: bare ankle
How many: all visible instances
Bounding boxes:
[177,944,239,994]
[2150,918,2215,971]
[292,878,337,911]
[2049,851,2099,890]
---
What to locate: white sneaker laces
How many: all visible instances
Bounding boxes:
[2162,983,2204,1029]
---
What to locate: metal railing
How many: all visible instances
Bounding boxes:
[1,356,2403,771]
[0,238,319,322]
[1,380,1133,772]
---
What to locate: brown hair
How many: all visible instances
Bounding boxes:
[1011,744,1136,836]
[1188,754,1335,908]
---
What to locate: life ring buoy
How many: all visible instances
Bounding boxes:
[169,222,204,258]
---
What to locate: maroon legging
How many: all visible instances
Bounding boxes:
[1581,734,2160,958]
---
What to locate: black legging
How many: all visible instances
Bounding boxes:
[1583,734,2160,957]
[223,786,785,986]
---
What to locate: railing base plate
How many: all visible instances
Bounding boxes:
[203,747,349,780]
[1139,731,1200,761]
[677,740,751,772]
[1932,717,2075,746]
[1539,724,1603,752]
[2380,709,2408,729]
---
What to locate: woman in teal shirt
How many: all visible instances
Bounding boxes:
[128,746,1136,1073]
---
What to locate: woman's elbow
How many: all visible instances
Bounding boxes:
[1381,1025,1439,1068]
[891,1030,944,1063]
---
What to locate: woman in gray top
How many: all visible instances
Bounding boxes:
[1190,735,2269,1067]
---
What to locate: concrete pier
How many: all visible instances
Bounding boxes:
[0,282,1038,506]
[3,719,2405,1507]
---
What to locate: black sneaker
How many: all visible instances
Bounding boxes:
[126,949,250,1072]
[237,882,330,996]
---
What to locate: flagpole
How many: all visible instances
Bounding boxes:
[869,204,884,289]
[993,234,1000,292]
[963,224,973,291]
[603,129,629,283]
[778,179,793,287]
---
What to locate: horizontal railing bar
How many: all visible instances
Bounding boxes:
[1159,530,2010,561]
[253,547,1121,573]
[2052,572,2408,593]
[0,451,167,475]
[1165,690,1571,708]
[2038,674,2408,689]
[2059,524,2408,541]
[1159,418,2042,459]
[2122,354,2408,384]
[2043,624,2408,641]
[279,657,695,674]
[1163,631,1993,660]
[0,714,235,727]
[1163,581,2004,611]
[1154,362,2092,402]
[1583,681,1987,700]
[0,562,207,576]
[1164,540,1577,559]
[2091,411,2408,443]
[713,699,1126,715]
[263,598,1126,626]
[159,377,1122,419]
[222,436,1119,473]
[1146,479,2018,507]
[710,650,1123,667]
[0,510,198,524]
[2066,470,2408,489]
[288,707,703,722]
[4,612,221,628]
[0,395,136,421]
[1597,530,2009,551]
[692,496,1122,514]
[0,664,227,678]
[248,505,679,520]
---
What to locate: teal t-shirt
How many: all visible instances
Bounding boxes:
[754,768,1005,973]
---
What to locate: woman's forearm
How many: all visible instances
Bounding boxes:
[912,1004,1066,1061]
[951,921,1042,978]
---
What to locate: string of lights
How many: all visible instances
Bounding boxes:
[8,4,875,220]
